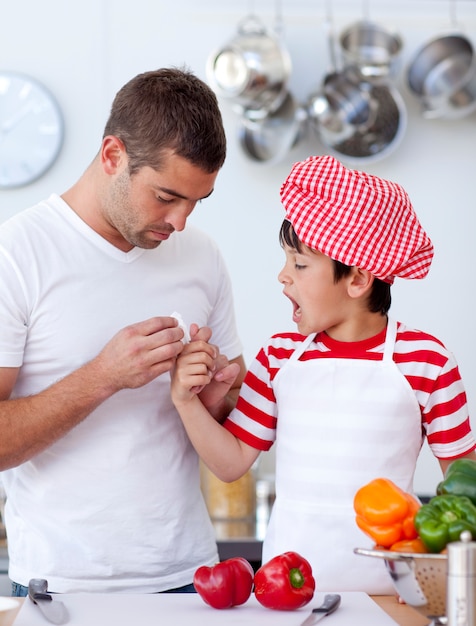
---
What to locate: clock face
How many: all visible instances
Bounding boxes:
[0,72,64,189]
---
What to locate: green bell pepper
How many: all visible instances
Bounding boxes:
[436,458,476,506]
[414,494,476,553]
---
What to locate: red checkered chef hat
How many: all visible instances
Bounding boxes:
[280,155,434,284]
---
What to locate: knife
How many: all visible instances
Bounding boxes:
[300,593,341,626]
[28,578,69,624]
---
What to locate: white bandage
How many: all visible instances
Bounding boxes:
[170,311,191,344]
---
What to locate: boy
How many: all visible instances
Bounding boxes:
[171,155,476,593]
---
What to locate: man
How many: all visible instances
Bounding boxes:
[0,67,246,594]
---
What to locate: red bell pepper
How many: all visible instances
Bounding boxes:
[193,557,254,609]
[254,551,315,610]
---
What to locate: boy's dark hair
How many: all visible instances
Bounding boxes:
[279,219,391,314]
[103,67,226,175]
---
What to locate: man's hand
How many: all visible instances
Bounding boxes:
[95,316,186,393]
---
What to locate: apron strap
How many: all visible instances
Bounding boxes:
[289,333,316,364]
[383,317,397,363]
[290,318,396,365]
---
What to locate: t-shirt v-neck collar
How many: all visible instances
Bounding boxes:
[51,193,146,263]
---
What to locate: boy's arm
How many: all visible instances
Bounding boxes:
[439,450,476,476]
[171,339,259,482]
[188,323,247,422]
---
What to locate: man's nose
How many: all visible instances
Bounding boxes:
[166,203,195,232]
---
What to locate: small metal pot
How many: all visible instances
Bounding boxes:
[339,20,403,80]
[307,67,376,145]
[310,80,407,164]
[406,33,476,119]
[206,15,292,118]
[238,92,307,164]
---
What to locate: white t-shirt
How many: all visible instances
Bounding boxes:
[0,194,242,592]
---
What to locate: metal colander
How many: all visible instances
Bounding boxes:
[354,547,448,625]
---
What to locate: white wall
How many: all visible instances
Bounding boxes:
[1,0,475,495]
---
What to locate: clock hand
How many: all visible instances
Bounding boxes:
[0,102,36,136]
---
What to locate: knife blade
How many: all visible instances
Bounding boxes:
[28,578,69,624]
[300,593,341,626]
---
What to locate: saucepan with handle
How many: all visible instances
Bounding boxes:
[206,14,292,119]
[339,19,403,81]
[406,32,476,119]
[307,12,377,148]
[238,91,307,165]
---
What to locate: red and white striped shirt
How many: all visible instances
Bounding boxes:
[224,321,476,459]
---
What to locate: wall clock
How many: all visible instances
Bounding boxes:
[0,71,64,189]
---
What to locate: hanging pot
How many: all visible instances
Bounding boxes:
[206,15,292,119]
[339,20,403,81]
[307,66,376,145]
[406,33,476,119]
[238,92,307,165]
[311,81,407,164]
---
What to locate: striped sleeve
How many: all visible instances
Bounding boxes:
[223,332,305,450]
[395,324,476,459]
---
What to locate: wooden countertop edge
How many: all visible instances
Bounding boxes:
[371,595,430,626]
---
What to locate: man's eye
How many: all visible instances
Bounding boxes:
[157,196,174,204]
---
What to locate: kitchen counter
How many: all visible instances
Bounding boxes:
[373,596,429,626]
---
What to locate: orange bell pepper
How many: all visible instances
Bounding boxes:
[389,537,429,553]
[354,478,421,548]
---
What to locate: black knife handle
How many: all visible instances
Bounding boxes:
[28,578,53,602]
[312,593,341,614]
[33,592,53,602]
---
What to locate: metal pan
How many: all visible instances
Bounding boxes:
[307,67,375,145]
[406,33,476,119]
[340,20,403,81]
[238,92,307,165]
[311,81,407,164]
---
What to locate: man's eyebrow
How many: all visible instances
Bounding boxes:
[157,186,215,201]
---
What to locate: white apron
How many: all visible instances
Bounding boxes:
[263,319,423,593]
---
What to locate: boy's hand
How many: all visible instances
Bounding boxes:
[190,325,240,408]
[197,353,241,412]
[170,324,240,414]
[170,337,216,405]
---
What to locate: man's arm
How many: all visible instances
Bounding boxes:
[0,316,185,470]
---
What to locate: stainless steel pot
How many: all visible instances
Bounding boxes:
[339,20,403,80]
[406,33,476,119]
[310,79,407,163]
[307,67,375,145]
[238,92,307,164]
[206,15,292,119]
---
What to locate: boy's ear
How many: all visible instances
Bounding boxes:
[347,267,374,298]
